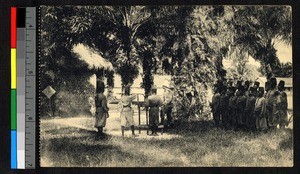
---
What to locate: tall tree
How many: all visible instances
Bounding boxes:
[231,6,292,79]
[97,6,154,88]
[160,6,235,119]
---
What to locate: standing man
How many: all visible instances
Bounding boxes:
[266,77,279,130]
[245,87,257,131]
[264,81,270,98]
[94,81,109,136]
[220,85,230,130]
[255,87,268,131]
[277,80,288,129]
[253,81,260,97]
[228,86,237,129]
[162,85,174,127]
[119,86,138,137]
[211,83,221,128]
[244,80,250,97]
[236,85,247,131]
[145,85,163,136]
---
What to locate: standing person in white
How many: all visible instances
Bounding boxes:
[119,86,138,137]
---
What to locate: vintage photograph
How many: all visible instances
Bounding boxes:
[39,5,293,167]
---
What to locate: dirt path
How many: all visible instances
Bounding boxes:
[41,112,182,139]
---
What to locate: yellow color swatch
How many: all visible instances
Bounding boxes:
[11,48,16,89]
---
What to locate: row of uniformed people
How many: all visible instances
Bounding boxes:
[211,78,288,131]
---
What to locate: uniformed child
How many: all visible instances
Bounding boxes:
[266,77,279,130]
[277,80,288,129]
[244,80,250,97]
[94,81,109,136]
[228,86,237,129]
[236,86,247,131]
[255,87,268,131]
[264,81,270,98]
[253,81,260,98]
[211,83,221,128]
[220,85,230,130]
[245,87,257,131]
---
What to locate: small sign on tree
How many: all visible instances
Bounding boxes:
[42,85,56,99]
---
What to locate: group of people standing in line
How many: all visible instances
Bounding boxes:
[92,80,174,137]
[91,77,289,138]
[211,77,289,132]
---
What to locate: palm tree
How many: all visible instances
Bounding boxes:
[231,6,292,79]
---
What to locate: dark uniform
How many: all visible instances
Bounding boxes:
[220,86,230,129]
[236,88,247,130]
[228,87,237,129]
[264,81,270,98]
[253,81,260,97]
[245,87,257,131]
[211,84,221,128]
[244,80,250,98]
[145,86,162,135]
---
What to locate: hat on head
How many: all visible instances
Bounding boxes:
[229,86,236,91]
[278,80,285,90]
[96,80,105,93]
[238,85,245,92]
[236,80,242,88]
[258,87,265,93]
[96,80,105,89]
[249,87,255,92]
[265,81,270,88]
[244,80,250,86]
[278,80,285,87]
[270,77,277,88]
[237,80,242,85]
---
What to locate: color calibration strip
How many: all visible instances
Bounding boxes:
[11,7,17,169]
[11,7,36,169]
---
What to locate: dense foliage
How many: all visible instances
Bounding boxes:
[40,5,292,119]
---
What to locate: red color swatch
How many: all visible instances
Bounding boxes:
[11,7,16,48]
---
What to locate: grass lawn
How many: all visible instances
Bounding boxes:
[40,116,293,167]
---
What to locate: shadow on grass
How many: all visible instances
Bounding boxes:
[42,132,149,167]
[166,120,215,134]
[41,119,293,167]
[129,120,238,147]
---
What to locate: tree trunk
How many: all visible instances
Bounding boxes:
[142,51,155,98]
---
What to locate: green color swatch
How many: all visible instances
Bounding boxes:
[11,89,16,130]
